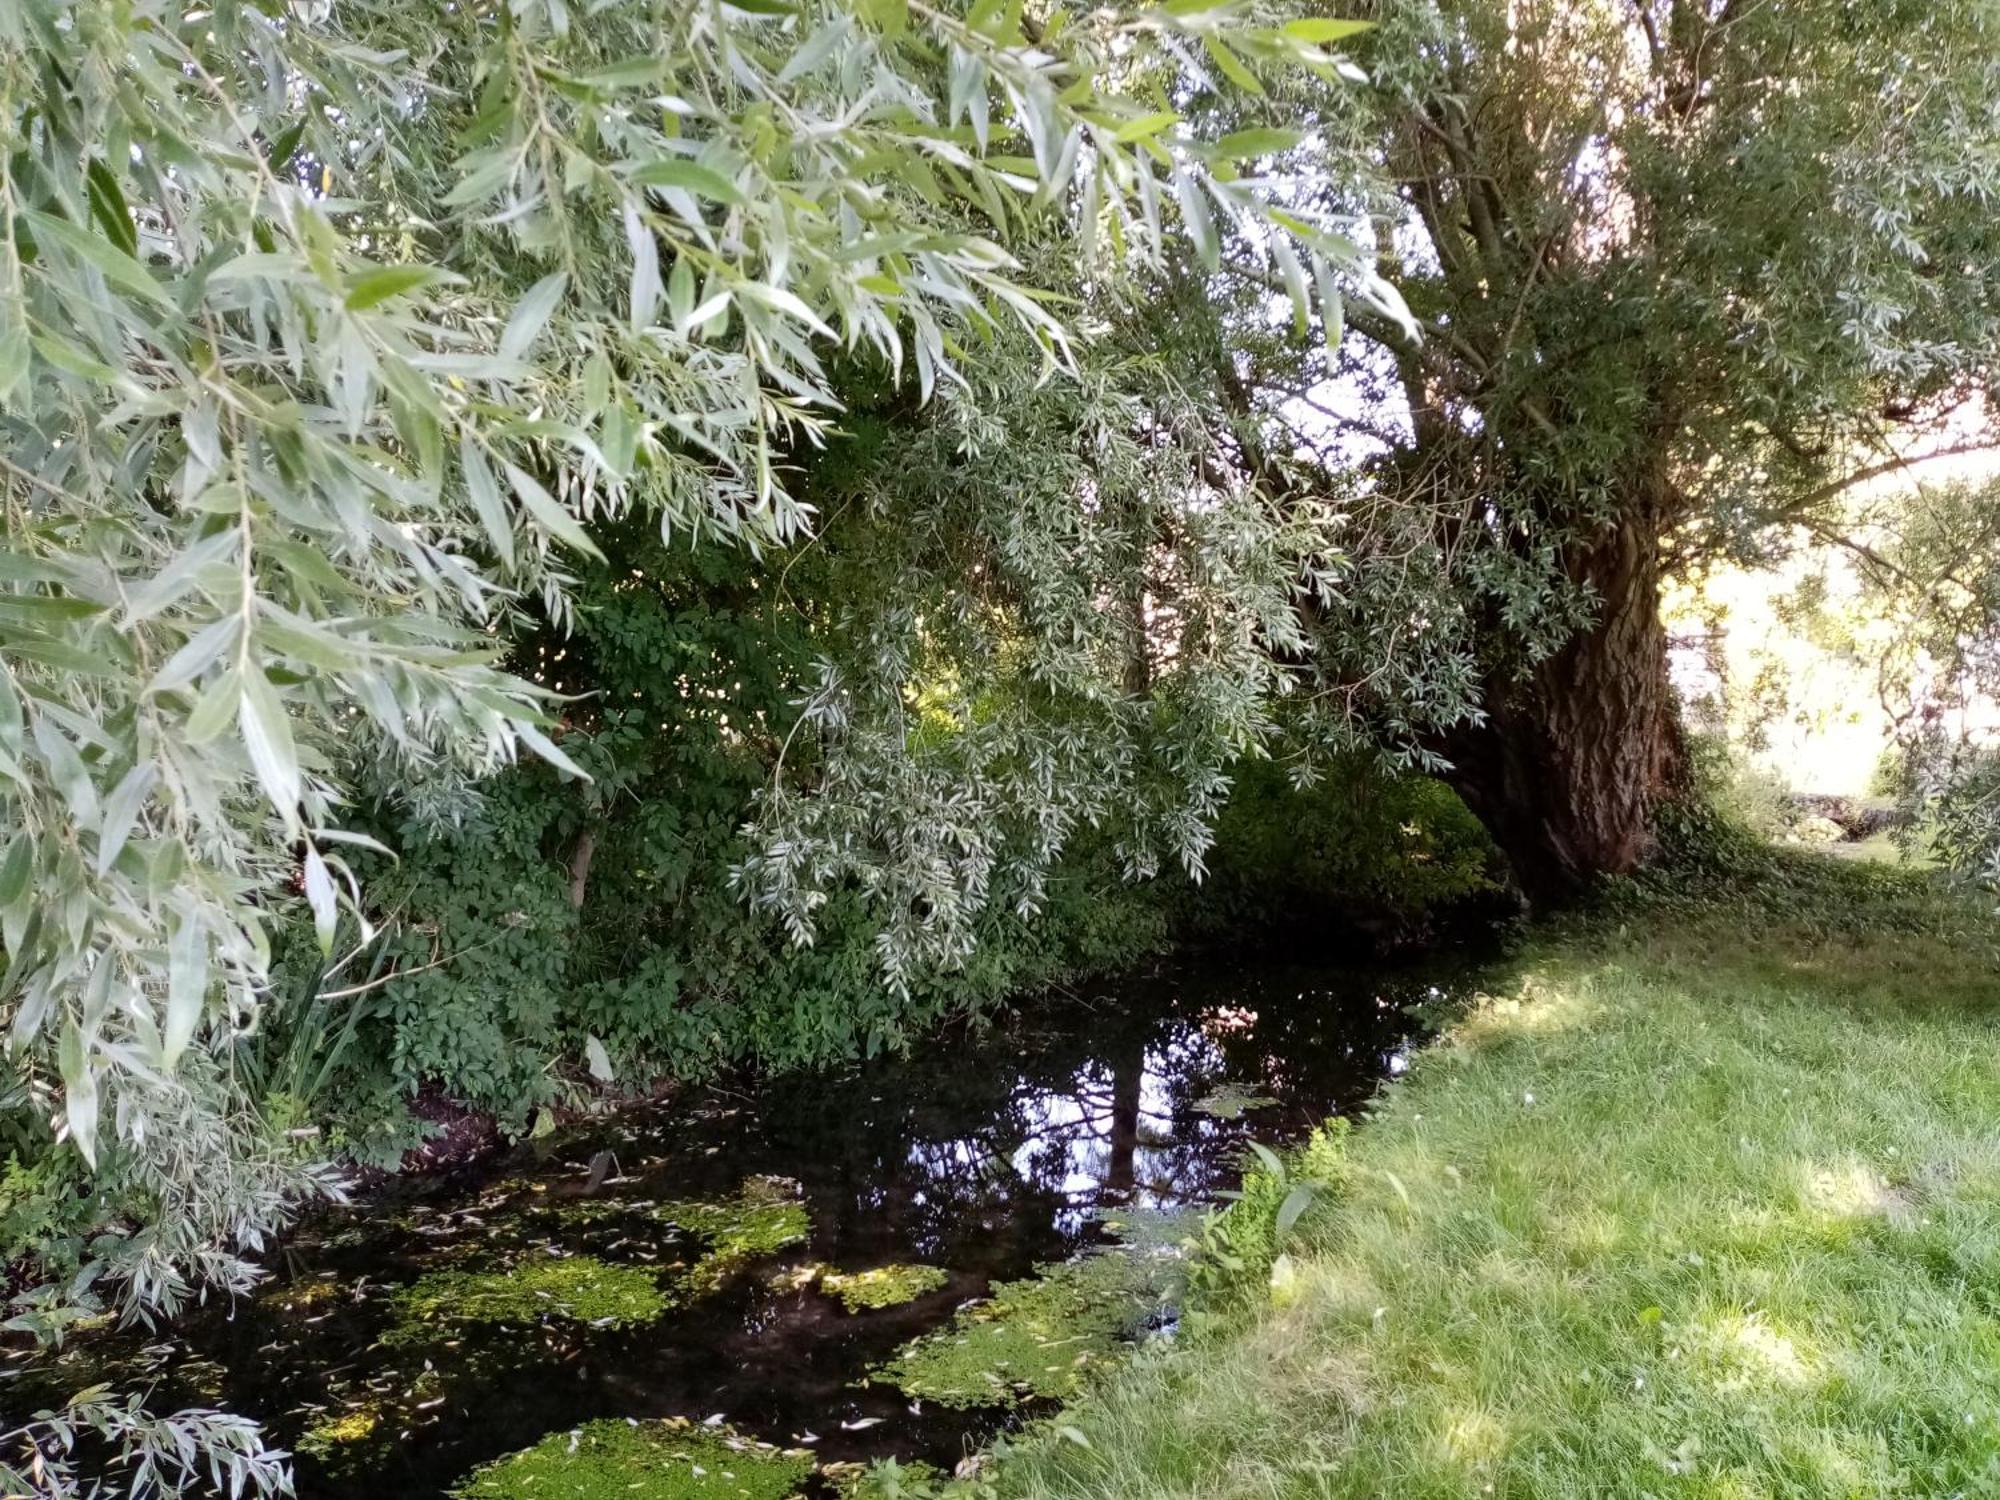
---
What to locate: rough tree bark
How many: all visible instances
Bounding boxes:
[1440,505,1686,904]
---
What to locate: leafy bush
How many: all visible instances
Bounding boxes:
[302,530,1176,1136]
[1192,757,1501,939]
[1183,1122,1350,1314]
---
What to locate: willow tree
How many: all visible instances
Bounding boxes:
[0,0,1389,1488]
[1242,0,2000,896]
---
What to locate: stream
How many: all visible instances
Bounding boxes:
[3,950,1475,1496]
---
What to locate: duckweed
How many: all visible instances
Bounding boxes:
[871,1247,1175,1408]
[821,1264,949,1312]
[385,1254,666,1343]
[451,1418,813,1500]
[653,1176,810,1295]
[297,1407,380,1460]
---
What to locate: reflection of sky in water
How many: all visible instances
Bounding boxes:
[991,1022,1242,1233]
[868,983,1439,1240]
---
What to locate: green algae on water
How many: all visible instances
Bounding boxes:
[384,1254,666,1343]
[297,1406,382,1470]
[871,1247,1177,1409]
[653,1176,810,1296]
[822,1263,949,1312]
[452,1417,813,1500]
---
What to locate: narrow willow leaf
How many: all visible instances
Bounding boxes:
[163,913,203,1068]
[1313,254,1345,355]
[24,211,172,308]
[0,831,31,907]
[1272,234,1310,336]
[1202,35,1264,95]
[777,21,847,84]
[120,526,239,624]
[460,437,516,568]
[0,311,28,404]
[1215,128,1301,160]
[344,263,446,311]
[1282,17,1373,42]
[627,158,745,204]
[623,202,662,328]
[238,669,302,817]
[185,668,242,744]
[515,720,590,780]
[1175,169,1220,271]
[303,844,337,954]
[148,616,242,695]
[84,158,138,257]
[1113,110,1179,144]
[499,272,568,361]
[96,763,158,876]
[504,462,603,560]
[59,1021,98,1166]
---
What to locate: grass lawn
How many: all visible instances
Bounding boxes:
[983,855,2000,1499]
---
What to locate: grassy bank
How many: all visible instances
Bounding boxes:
[980,855,2000,1498]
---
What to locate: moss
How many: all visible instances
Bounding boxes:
[653,1176,810,1297]
[822,1263,950,1312]
[265,1276,342,1314]
[872,1248,1175,1409]
[767,1260,829,1292]
[384,1254,666,1344]
[451,1418,813,1500]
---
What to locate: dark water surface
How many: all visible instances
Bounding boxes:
[5,951,1475,1496]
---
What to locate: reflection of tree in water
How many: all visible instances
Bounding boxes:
[752,956,1450,1257]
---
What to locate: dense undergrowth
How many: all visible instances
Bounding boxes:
[936,845,2000,1499]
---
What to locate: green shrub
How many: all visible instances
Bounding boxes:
[1182,1122,1350,1313]
[269,529,1174,1143]
[1193,757,1500,937]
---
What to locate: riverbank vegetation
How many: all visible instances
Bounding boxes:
[968,851,2000,1498]
[10,0,2000,1492]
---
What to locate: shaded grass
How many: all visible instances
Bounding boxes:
[983,857,2000,1498]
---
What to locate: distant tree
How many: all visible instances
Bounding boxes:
[1214,0,2000,895]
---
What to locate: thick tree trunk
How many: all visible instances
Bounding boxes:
[1442,512,1685,904]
